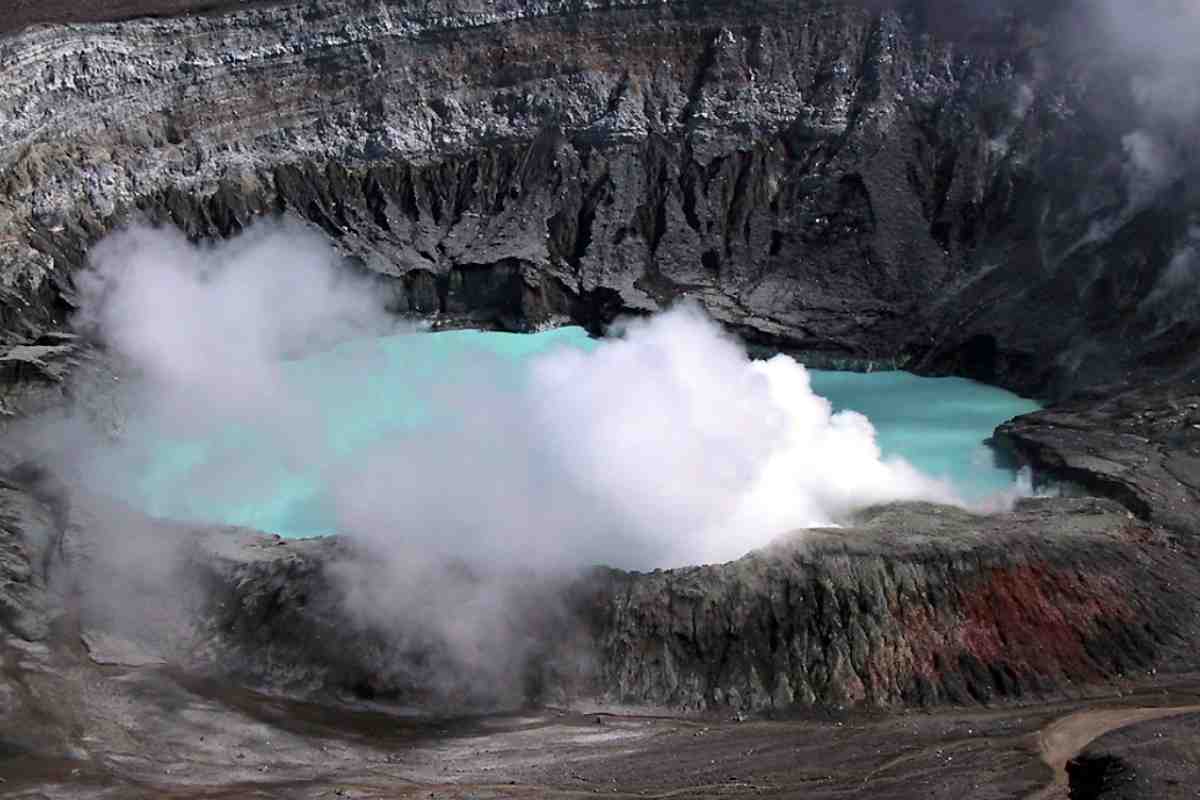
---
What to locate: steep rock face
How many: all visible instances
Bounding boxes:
[579,499,1200,711]
[0,0,1196,397]
[0,479,57,643]
[0,426,1196,717]
[194,498,1200,713]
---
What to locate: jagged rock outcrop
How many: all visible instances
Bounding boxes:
[1,0,1198,398]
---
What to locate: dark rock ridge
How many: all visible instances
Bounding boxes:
[997,381,1200,538]
[186,498,1200,713]
[0,478,58,643]
[583,500,1200,710]
[2,463,1199,794]
[0,457,1191,720]
[4,461,1198,717]
[1,0,1199,398]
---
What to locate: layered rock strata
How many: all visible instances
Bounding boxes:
[0,0,1198,398]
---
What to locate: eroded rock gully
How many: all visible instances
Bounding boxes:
[1,0,1199,399]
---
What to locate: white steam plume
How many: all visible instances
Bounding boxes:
[39,219,978,700]
[1097,0,1200,205]
[69,220,961,574]
[336,304,961,570]
[73,219,394,418]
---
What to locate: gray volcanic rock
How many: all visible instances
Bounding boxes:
[0,479,57,643]
[583,498,1200,711]
[191,497,1200,713]
[0,414,1196,795]
[996,381,1200,537]
[0,0,1197,398]
[8,467,1190,719]
[1067,712,1200,799]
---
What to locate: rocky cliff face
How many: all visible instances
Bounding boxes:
[1,0,1197,399]
[0,457,1195,728]
[584,499,1200,710]
[183,497,1200,713]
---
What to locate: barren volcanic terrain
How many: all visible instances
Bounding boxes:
[2,0,1200,797]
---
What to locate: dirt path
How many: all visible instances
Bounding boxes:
[1028,703,1200,799]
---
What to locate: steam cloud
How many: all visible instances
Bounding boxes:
[73,220,394,421]
[67,220,961,573]
[1086,0,1200,321]
[1097,0,1200,205]
[29,218,994,703]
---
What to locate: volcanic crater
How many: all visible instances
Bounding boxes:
[2,1,1200,797]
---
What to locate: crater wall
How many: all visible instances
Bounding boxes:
[2,0,1198,397]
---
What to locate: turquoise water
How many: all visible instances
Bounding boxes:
[808,370,1039,501]
[91,327,1038,536]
